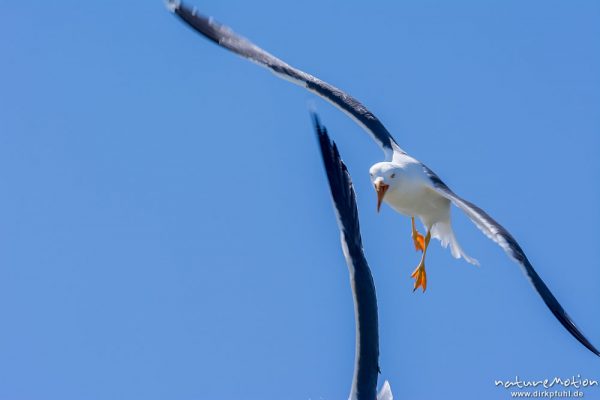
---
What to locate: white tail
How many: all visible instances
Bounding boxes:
[431,219,479,266]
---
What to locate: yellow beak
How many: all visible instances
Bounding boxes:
[374,181,389,213]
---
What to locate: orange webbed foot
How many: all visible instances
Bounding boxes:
[411,264,427,293]
[412,231,425,252]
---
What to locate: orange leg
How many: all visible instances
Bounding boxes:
[411,229,431,293]
[411,217,425,252]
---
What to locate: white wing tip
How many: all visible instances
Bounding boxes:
[377,380,393,400]
[165,0,181,13]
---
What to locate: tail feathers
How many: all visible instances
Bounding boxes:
[431,220,479,266]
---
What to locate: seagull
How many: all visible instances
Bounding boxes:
[167,1,599,357]
[315,114,392,400]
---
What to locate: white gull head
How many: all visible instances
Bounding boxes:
[369,162,403,213]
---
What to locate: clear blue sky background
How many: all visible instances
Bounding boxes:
[1,1,599,399]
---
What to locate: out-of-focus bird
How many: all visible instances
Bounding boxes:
[315,113,392,400]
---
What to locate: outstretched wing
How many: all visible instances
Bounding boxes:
[423,166,600,357]
[313,112,380,399]
[167,0,404,160]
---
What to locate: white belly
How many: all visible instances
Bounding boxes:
[384,183,450,228]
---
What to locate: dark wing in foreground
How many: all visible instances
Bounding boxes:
[424,166,600,357]
[313,112,380,399]
[167,0,403,160]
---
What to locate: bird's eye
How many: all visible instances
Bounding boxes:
[390,173,396,179]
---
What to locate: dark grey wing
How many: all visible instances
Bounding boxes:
[313,112,380,399]
[424,166,600,357]
[167,0,404,160]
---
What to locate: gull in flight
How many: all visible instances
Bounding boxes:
[167,0,599,357]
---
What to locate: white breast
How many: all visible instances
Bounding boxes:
[383,162,451,227]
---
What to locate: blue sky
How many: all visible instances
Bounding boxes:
[1,1,599,399]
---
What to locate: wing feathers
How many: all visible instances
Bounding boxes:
[425,166,600,357]
[314,113,381,399]
[169,1,403,159]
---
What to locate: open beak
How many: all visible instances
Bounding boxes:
[374,181,389,213]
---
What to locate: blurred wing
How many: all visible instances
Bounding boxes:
[314,113,381,399]
[424,166,600,357]
[168,0,404,160]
